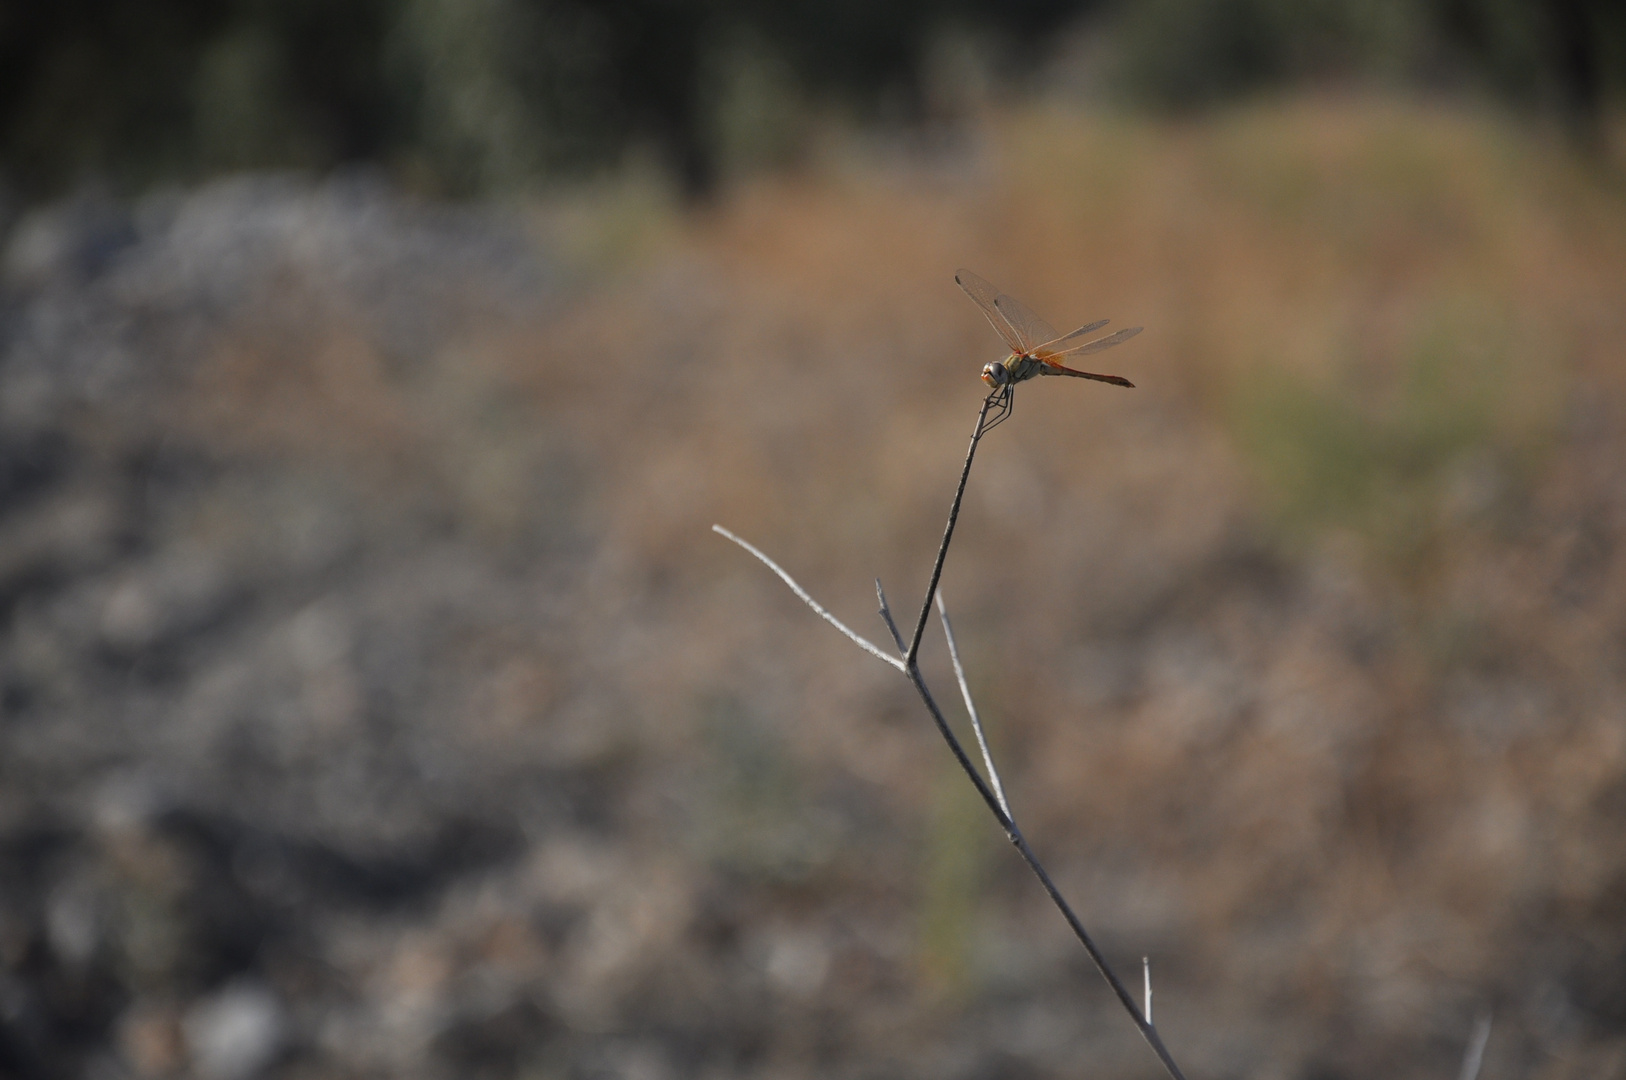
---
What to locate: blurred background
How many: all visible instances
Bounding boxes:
[3,2,1626,1079]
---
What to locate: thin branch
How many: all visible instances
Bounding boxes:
[936,590,1009,818]
[715,392,1191,1080]
[900,658,1188,1080]
[712,525,905,672]
[1144,957,1153,1026]
[876,579,907,654]
[904,395,992,666]
[1457,1013,1492,1080]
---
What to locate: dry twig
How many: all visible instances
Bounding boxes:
[936,590,1009,819]
[1457,1013,1492,1080]
[715,389,1190,1080]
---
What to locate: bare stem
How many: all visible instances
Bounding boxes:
[715,392,1190,1080]
[904,395,992,666]
[1144,956,1153,1027]
[1457,1013,1492,1080]
[937,591,1009,818]
[900,660,1187,1080]
[712,525,904,673]
[876,579,907,654]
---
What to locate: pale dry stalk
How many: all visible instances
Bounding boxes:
[716,391,1189,1080]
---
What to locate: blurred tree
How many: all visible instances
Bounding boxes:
[0,0,232,194]
[0,0,1619,204]
[0,0,1095,202]
[0,0,400,195]
[1112,0,1433,105]
[1110,0,1625,149]
[1431,0,1625,147]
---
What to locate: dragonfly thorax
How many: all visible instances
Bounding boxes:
[981,353,1045,389]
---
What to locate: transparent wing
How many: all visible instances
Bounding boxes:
[955,269,1027,353]
[1042,325,1143,358]
[959,269,1136,364]
[1036,318,1110,351]
[1036,324,1142,387]
[991,293,1060,355]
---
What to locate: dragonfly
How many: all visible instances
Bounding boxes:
[955,269,1141,427]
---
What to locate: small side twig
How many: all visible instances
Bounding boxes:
[713,525,904,673]
[876,579,907,654]
[717,390,1189,1080]
[1144,956,1153,1026]
[937,590,1009,819]
[1457,1012,1492,1080]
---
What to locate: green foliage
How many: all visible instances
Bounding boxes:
[1107,0,1626,121]
[193,26,316,171]
[1111,0,1427,106]
[1227,301,1560,567]
[693,697,837,882]
[699,27,810,175]
[385,0,624,194]
[916,753,987,998]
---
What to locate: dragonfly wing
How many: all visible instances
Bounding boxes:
[991,293,1060,355]
[1044,325,1143,358]
[1036,324,1141,387]
[955,269,1028,354]
[1036,318,1110,351]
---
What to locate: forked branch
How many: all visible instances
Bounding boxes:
[714,390,1189,1080]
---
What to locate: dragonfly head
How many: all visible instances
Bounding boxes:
[981,361,1010,389]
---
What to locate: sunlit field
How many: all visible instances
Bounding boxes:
[8,96,1626,1080]
[528,98,1626,1078]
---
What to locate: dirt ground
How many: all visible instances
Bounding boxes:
[3,99,1626,1080]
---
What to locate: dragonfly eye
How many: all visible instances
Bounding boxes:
[982,362,1007,387]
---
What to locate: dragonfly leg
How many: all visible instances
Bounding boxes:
[982,385,1013,434]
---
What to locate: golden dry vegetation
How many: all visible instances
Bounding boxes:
[533,98,1626,1079]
